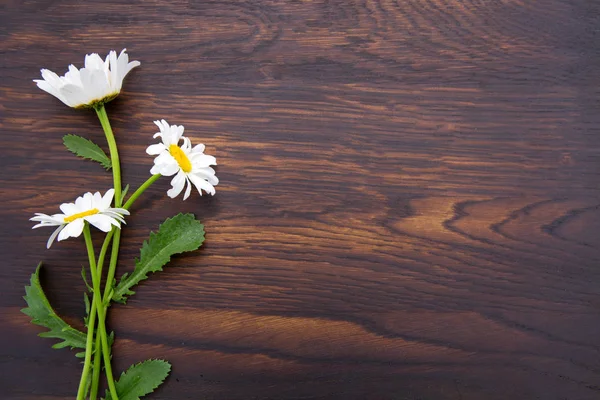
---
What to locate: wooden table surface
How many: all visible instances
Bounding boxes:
[2,1,600,399]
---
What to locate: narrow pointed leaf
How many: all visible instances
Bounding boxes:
[122,184,130,200]
[112,213,204,303]
[21,263,87,352]
[63,134,112,170]
[105,359,171,400]
[83,292,91,326]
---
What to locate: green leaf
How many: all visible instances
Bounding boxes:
[112,213,205,303]
[105,359,171,400]
[122,184,130,200]
[63,134,112,170]
[81,265,92,292]
[21,263,87,352]
[83,292,91,326]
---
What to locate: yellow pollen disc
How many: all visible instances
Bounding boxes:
[169,144,192,173]
[64,208,100,223]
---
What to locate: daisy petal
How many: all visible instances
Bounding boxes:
[34,49,139,108]
[182,178,193,200]
[47,225,66,249]
[59,219,85,241]
[146,143,166,155]
[85,214,115,232]
[188,173,216,196]
[101,189,115,209]
[167,171,186,198]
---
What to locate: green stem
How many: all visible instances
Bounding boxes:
[90,228,120,400]
[93,104,122,399]
[88,106,160,398]
[84,225,119,400]
[103,229,121,305]
[90,173,161,395]
[76,286,98,400]
[96,174,161,311]
[89,229,115,399]
[95,105,122,207]
[124,174,161,210]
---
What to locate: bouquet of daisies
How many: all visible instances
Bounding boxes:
[24,49,217,399]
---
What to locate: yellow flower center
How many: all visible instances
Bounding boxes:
[169,144,192,173]
[64,208,99,223]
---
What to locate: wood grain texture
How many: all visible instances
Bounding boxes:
[1,0,600,399]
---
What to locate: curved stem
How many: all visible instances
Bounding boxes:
[93,104,122,399]
[83,225,119,400]
[124,174,161,210]
[103,229,121,305]
[89,229,115,399]
[95,105,122,207]
[76,286,98,400]
[90,173,161,396]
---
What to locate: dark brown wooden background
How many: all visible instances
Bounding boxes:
[2,1,600,399]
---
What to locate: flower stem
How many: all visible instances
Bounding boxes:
[102,229,121,305]
[83,224,119,400]
[93,104,122,399]
[89,229,115,399]
[95,105,122,207]
[89,173,161,396]
[124,174,161,210]
[76,287,98,400]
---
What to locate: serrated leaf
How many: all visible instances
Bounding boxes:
[21,263,87,352]
[63,134,112,170]
[105,359,171,400]
[112,213,204,303]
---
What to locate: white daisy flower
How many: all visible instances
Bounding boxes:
[33,49,140,108]
[146,119,218,200]
[30,189,130,248]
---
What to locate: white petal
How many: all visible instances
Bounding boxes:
[92,191,103,208]
[153,120,164,133]
[59,202,78,215]
[188,173,216,196]
[59,219,85,241]
[180,136,191,151]
[64,65,82,86]
[88,67,110,101]
[154,151,174,166]
[85,214,115,232]
[40,68,62,85]
[47,225,66,248]
[161,162,180,176]
[107,207,130,216]
[31,212,64,228]
[176,126,185,142]
[58,83,89,107]
[146,143,166,155]
[150,164,161,175]
[85,53,104,70]
[183,178,192,200]
[35,49,138,108]
[167,171,186,198]
[192,143,205,153]
[101,189,115,209]
[192,154,217,167]
[82,192,94,209]
[108,50,119,91]
[191,167,219,185]
[117,49,140,84]
[30,213,63,225]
